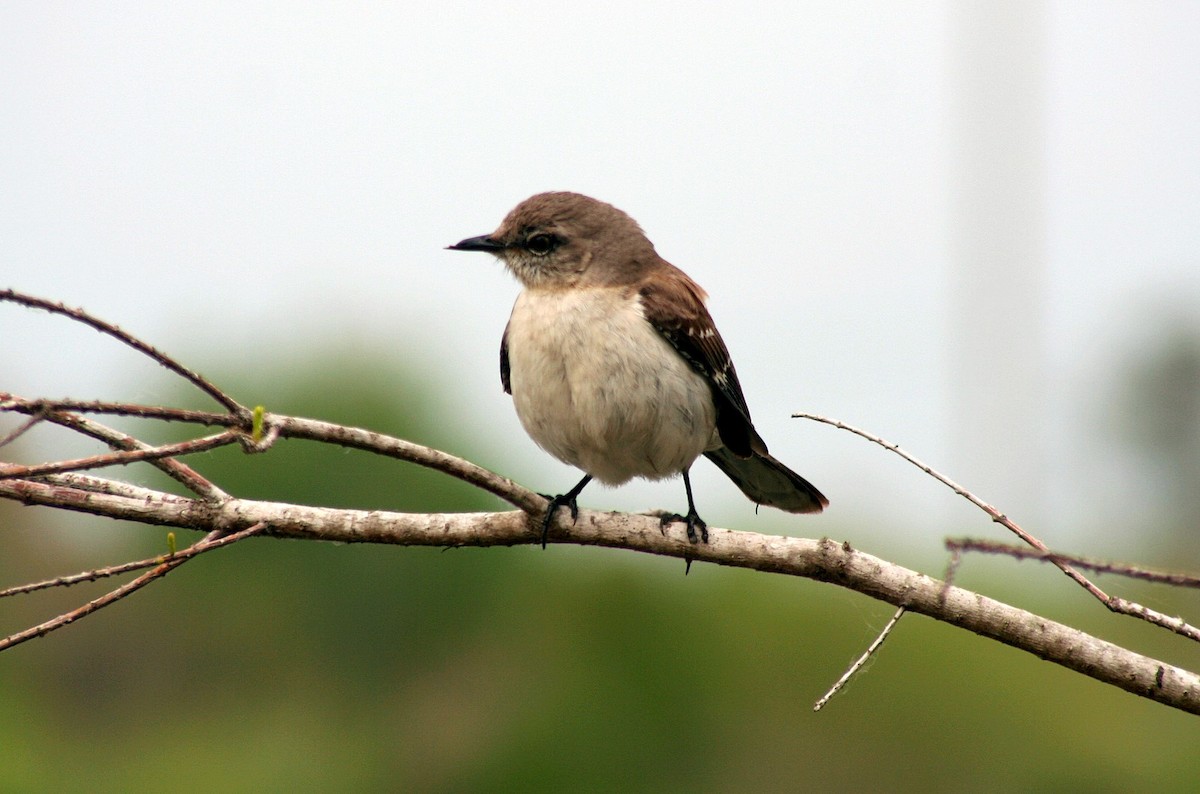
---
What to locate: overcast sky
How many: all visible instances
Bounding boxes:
[3,3,1198,556]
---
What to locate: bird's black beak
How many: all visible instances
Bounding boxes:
[446,235,506,253]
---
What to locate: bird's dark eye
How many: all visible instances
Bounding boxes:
[524,233,558,256]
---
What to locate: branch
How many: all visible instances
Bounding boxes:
[795,413,1200,642]
[0,395,229,500]
[946,537,1200,589]
[0,289,244,414]
[0,430,240,480]
[0,522,265,651]
[2,474,1197,713]
[0,394,544,515]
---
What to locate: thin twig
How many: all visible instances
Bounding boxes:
[0,409,48,449]
[0,522,265,652]
[945,538,1200,589]
[0,395,537,513]
[1,553,172,597]
[796,413,1200,643]
[0,289,245,414]
[794,413,1098,588]
[0,431,239,480]
[0,395,237,428]
[814,607,907,711]
[274,414,545,514]
[1,393,229,501]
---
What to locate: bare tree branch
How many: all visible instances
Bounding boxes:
[945,537,1200,589]
[795,412,1200,642]
[0,288,244,414]
[1,553,178,598]
[0,395,229,500]
[0,398,237,428]
[0,394,543,514]
[0,522,265,651]
[2,472,1197,713]
[0,409,48,448]
[0,430,240,480]
[814,606,907,712]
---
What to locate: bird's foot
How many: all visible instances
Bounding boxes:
[658,509,709,544]
[538,491,580,549]
[534,474,593,549]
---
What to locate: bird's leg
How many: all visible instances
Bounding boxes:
[659,469,709,543]
[538,474,593,549]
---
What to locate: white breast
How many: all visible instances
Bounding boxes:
[505,286,718,484]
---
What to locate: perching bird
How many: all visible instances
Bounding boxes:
[448,192,826,546]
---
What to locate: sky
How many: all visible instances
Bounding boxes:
[2,2,1199,558]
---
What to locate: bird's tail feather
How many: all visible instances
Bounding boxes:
[704,448,827,514]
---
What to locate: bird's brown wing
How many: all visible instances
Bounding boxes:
[637,264,767,459]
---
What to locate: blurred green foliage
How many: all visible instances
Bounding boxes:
[3,344,1200,792]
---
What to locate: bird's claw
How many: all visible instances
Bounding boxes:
[658,510,708,544]
[539,492,580,549]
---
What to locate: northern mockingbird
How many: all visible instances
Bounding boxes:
[448,192,826,546]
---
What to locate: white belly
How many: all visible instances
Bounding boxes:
[505,287,717,484]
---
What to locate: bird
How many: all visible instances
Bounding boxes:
[447,191,826,547]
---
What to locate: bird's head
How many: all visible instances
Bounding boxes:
[447,192,657,289]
